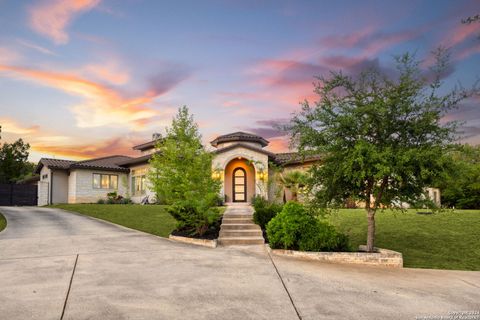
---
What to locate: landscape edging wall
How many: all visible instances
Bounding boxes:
[269,245,403,267]
[169,234,217,248]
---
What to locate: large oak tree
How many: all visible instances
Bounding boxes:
[289,51,475,252]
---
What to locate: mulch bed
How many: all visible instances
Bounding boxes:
[170,222,221,240]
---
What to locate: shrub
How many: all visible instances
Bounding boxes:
[97,193,132,205]
[266,201,350,252]
[168,198,221,236]
[252,196,283,229]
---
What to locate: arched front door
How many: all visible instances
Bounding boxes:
[233,168,247,202]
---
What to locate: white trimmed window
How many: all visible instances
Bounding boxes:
[131,168,147,196]
[93,174,118,189]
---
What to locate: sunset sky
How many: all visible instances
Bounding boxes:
[0,0,479,162]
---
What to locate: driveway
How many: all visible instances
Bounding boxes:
[0,207,479,320]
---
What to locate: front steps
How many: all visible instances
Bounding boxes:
[218,204,264,246]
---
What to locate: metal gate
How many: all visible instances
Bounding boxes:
[0,184,38,206]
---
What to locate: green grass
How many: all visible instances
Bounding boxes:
[49,204,226,238]
[0,212,6,233]
[327,209,480,271]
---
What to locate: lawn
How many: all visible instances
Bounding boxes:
[49,204,226,238]
[0,212,6,233]
[328,209,480,271]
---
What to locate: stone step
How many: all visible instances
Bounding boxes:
[218,237,265,246]
[222,214,253,219]
[222,218,253,224]
[221,224,260,230]
[219,229,263,237]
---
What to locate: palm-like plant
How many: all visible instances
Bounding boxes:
[277,170,307,202]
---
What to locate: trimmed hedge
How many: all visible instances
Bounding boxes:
[252,196,283,229]
[267,201,350,252]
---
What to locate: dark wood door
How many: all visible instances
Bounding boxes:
[232,168,246,202]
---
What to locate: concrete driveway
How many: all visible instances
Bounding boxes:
[0,207,479,320]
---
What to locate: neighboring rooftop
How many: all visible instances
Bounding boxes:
[273,152,322,166]
[210,131,269,148]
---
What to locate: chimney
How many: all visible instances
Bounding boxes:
[152,132,162,141]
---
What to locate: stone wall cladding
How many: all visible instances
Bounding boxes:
[71,169,128,203]
[270,245,403,268]
[37,181,49,206]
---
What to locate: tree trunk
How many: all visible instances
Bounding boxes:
[291,191,298,202]
[366,208,376,252]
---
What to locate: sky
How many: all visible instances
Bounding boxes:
[0,0,479,162]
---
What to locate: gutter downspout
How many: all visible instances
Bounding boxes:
[50,170,53,205]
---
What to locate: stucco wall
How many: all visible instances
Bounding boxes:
[216,141,263,149]
[69,169,128,203]
[51,170,68,204]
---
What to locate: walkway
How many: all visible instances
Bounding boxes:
[0,206,479,320]
[218,203,264,245]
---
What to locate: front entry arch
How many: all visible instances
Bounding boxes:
[233,168,247,202]
[223,158,255,203]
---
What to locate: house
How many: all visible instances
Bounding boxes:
[34,131,441,206]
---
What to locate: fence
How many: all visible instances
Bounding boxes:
[0,184,38,206]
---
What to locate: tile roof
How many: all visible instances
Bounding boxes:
[70,155,132,172]
[132,138,162,151]
[210,131,269,147]
[35,158,77,173]
[117,153,154,166]
[273,152,322,166]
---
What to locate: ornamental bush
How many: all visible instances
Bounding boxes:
[252,196,283,229]
[168,196,221,237]
[266,201,350,252]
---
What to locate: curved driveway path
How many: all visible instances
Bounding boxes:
[0,206,479,320]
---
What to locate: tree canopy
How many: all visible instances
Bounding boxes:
[289,51,474,251]
[435,144,480,209]
[0,126,33,184]
[148,106,220,205]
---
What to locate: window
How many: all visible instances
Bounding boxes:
[131,168,147,196]
[93,173,118,189]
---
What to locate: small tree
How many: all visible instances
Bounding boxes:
[148,106,221,236]
[0,126,32,183]
[277,170,307,202]
[289,51,474,252]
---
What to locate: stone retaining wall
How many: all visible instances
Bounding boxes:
[169,235,217,248]
[270,245,403,267]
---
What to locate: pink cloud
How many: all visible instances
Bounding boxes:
[28,0,101,44]
[319,28,423,57]
[0,118,39,135]
[32,136,142,159]
[0,64,159,129]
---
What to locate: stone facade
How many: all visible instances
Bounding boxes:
[270,245,403,268]
[68,169,128,203]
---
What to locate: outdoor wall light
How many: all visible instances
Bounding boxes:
[212,171,222,180]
